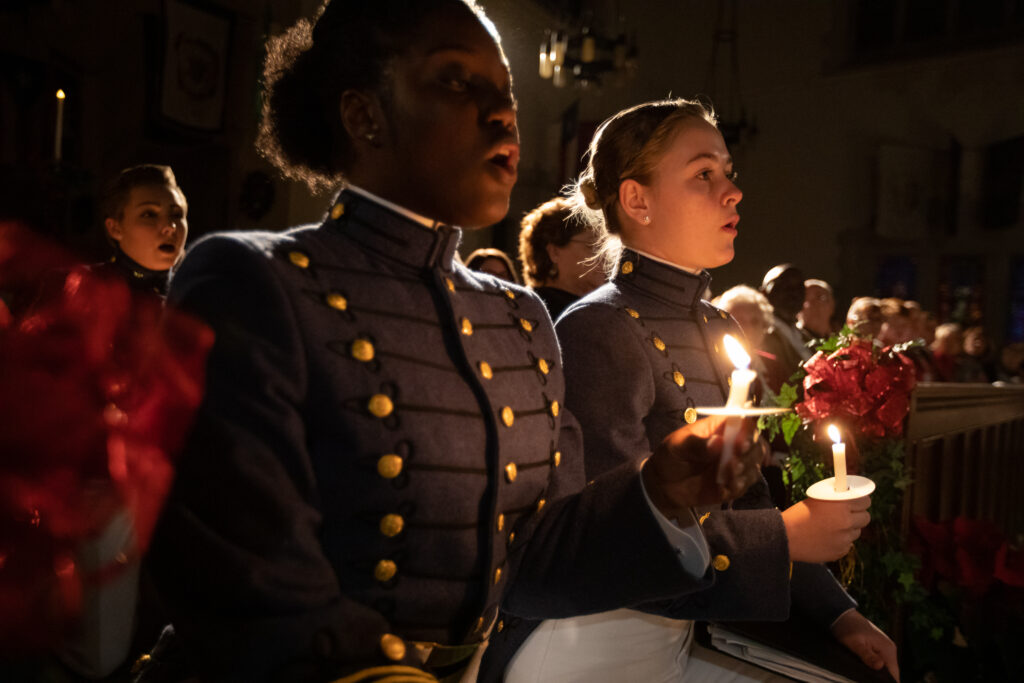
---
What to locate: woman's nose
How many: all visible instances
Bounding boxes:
[724,181,742,206]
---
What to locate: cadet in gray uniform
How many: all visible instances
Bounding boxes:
[140,4,767,682]
[504,99,898,681]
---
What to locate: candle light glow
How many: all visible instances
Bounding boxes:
[827,424,848,492]
[718,334,758,485]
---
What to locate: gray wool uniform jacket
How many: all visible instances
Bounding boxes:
[553,249,855,626]
[145,191,715,683]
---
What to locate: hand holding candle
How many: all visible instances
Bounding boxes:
[827,424,848,492]
[717,334,758,485]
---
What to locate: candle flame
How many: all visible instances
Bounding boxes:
[56,89,65,100]
[827,424,841,444]
[722,334,750,370]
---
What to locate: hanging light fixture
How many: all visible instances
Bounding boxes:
[538,4,638,90]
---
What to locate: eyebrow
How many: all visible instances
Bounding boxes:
[686,152,733,166]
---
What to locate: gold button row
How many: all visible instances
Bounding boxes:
[368,394,394,418]
[377,454,403,479]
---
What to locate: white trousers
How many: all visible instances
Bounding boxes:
[505,609,787,683]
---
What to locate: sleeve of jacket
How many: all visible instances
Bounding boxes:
[146,235,427,682]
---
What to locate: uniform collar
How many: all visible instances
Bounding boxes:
[105,247,170,297]
[327,188,461,271]
[614,247,711,309]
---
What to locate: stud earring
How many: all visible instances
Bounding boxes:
[642,215,651,225]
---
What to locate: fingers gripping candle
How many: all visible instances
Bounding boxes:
[827,424,848,492]
[718,335,758,485]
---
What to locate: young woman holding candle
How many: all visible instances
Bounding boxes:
[495,99,898,681]
[137,5,767,682]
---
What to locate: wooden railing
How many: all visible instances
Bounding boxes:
[903,382,1024,539]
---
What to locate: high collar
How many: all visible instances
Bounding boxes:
[327,188,461,272]
[103,247,170,297]
[614,247,712,309]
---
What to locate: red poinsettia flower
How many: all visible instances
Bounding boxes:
[0,223,213,651]
[794,338,917,438]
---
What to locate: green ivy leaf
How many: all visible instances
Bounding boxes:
[781,412,801,445]
[776,382,798,408]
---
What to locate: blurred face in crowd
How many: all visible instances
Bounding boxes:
[105,183,188,271]
[546,235,605,296]
[763,267,805,322]
[879,314,914,346]
[964,328,988,357]
[933,326,963,355]
[800,284,834,335]
[847,297,883,339]
[726,301,769,349]
[622,119,742,271]
[476,256,515,282]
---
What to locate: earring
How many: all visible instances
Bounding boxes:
[642,215,651,225]
[364,125,380,143]
[548,264,559,279]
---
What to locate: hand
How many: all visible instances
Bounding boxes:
[642,414,764,517]
[781,495,871,563]
[831,609,900,681]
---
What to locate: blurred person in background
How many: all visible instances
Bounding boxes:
[797,278,835,341]
[518,196,604,320]
[466,246,520,283]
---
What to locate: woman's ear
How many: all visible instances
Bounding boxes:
[618,179,651,227]
[340,89,385,147]
[105,217,122,242]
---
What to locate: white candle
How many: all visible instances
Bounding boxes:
[54,89,65,161]
[718,334,758,485]
[827,424,848,492]
[539,42,553,78]
[552,64,568,88]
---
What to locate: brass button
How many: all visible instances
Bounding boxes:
[699,512,711,526]
[288,251,310,268]
[374,559,397,582]
[719,310,728,319]
[549,400,559,417]
[446,277,455,292]
[712,554,731,572]
[497,513,505,531]
[536,498,546,512]
[351,338,374,362]
[504,289,516,300]
[380,633,406,661]
[379,514,404,537]
[552,451,561,467]
[519,318,533,333]
[475,616,485,630]
[673,371,685,387]
[479,361,493,379]
[330,202,345,219]
[505,462,518,482]
[652,336,666,352]
[461,318,473,336]
[625,308,639,318]
[368,394,394,418]
[377,454,403,479]
[508,531,515,544]
[497,620,505,633]
[621,261,634,275]
[493,567,502,584]
[537,358,549,375]
[326,292,348,311]
[703,314,709,323]
[501,406,514,427]
[684,407,698,424]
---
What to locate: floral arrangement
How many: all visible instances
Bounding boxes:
[759,327,1024,681]
[0,223,213,652]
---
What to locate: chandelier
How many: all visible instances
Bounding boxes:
[538,12,638,89]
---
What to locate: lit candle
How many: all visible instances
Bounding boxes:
[551,31,567,66]
[54,89,65,162]
[581,29,596,63]
[827,424,848,492]
[718,334,758,485]
[539,42,553,78]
